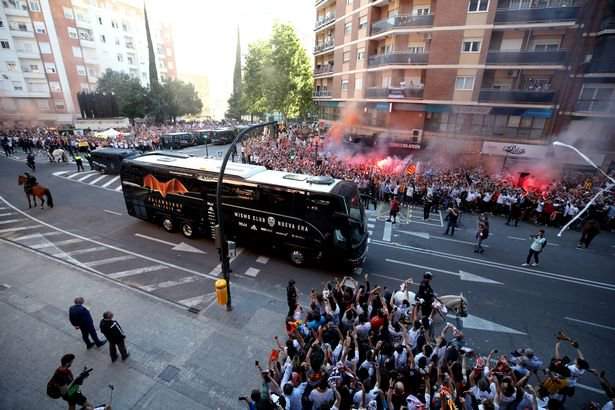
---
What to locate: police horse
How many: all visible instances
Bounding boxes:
[18,175,54,209]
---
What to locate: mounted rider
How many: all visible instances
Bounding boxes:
[23,172,37,195]
[416,272,435,317]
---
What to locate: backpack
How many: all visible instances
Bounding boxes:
[46,377,61,399]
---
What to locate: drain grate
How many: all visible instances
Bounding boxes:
[158,364,180,382]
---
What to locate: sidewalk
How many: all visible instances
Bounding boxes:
[0,239,286,410]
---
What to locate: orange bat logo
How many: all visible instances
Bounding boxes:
[143,174,189,198]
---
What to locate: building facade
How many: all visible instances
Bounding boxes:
[0,0,176,127]
[313,0,615,168]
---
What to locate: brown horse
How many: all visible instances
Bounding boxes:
[18,175,54,209]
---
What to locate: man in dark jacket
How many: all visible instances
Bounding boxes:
[100,311,129,362]
[416,272,435,318]
[69,297,106,349]
[286,280,297,316]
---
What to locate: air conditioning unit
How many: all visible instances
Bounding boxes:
[423,33,432,40]
[411,129,423,138]
[507,70,519,78]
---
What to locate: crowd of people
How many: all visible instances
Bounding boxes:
[241,131,615,234]
[241,275,615,410]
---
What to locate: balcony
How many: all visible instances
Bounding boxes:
[486,50,567,65]
[313,90,331,98]
[494,6,580,25]
[576,99,615,114]
[314,65,334,76]
[315,14,336,30]
[366,86,424,99]
[368,52,429,67]
[479,89,555,103]
[371,14,433,35]
[314,40,335,54]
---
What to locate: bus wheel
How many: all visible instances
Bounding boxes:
[181,223,194,238]
[289,249,305,266]
[162,218,174,232]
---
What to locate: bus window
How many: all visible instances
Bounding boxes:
[261,188,295,215]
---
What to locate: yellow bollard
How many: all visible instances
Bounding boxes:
[215,279,227,305]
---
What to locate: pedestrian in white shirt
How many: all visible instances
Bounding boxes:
[522,229,547,266]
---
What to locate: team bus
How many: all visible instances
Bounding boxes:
[89,148,141,174]
[209,128,236,145]
[160,132,205,149]
[119,152,368,268]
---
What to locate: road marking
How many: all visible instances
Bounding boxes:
[114,185,123,192]
[12,231,64,241]
[54,246,107,257]
[368,217,376,222]
[0,225,40,234]
[0,207,7,210]
[433,235,488,247]
[134,233,206,254]
[207,247,244,277]
[576,383,608,395]
[30,238,82,249]
[244,267,260,277]
[439,210,444,227]
[0,219,25,225]
[256,256,269,264]
[78,173,98,182]
[0,212,15,217]
[89,175,107,185]
[384,259,502,285]
[452,313,526,335]
[108,265,168,279]
[508,236,526,241]
[101,176,120,188]
[139,276,198,292]
[398,230,430,240]
[67,170,96,179]
[85,255,136,267]
[104,209,122,216]
[564,317,615,332]
[178,293,213,308]
[371,239,615,292]
[383,221,392,242]
[53,171,69,176]
[368,230,373,236]
[367,223,375,229]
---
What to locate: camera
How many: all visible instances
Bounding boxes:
[74,367,93,385]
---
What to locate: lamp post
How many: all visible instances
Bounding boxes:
[215,121,277,311]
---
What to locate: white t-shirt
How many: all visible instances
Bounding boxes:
[602,400,614,410]
[470,383,496,402]
[566,364,585,387]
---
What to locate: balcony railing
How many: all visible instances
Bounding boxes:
[314,65,334,75]
[367,52,429,67]
[313,90,331,98]
[366,87,424,99]
[314,41,335,54]
[494,6,580,24]
[486,49,567,65]
[576,99,615,114]
[479,89,556,103]
[315,14,336,30]
[371,14,434,35]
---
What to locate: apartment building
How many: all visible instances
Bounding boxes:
[0,0,176,127]
[313,0,615,168]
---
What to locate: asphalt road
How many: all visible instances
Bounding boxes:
[1,148,614,407]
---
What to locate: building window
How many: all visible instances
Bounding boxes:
[63,7,74,19]
[33,21,46,33]
[357,48,365,61]
[111,20,118,29]
[413,7,431,15]
[1,40,10,49]
[27,63,40,72]
[39,42,51,53]
[408,46,425,53]
[455,76,475,90]
[115,38,120,46]
[533,43,559,52]
[44,62,56,73]
[0,19,3,28]
[68,27,78,39]
[117,53,123,62]
[127,55,134,65]
[344,22,352,33]
[80,82,89,91]
[54,100,65,110]
[29,0,40,11]
[341,79,349,91]
[577,85,615,113]
[13,81,24,91]
[87,67,97,77]
[72,46,82,57]
[343,50,351,62]
[359,16,368,30]
[355,78,363,90]
[122,22,128,31]
[6,62,17,71]
[10,21,29,31]
[36,99,50,110]
[76,65,86,76]
[468,0,489,12]
[100,34,106,43]
[462,40,481,53]
[49,81,61,92]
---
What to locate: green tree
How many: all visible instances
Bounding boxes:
[163,79,203,122]
[241,40,271,121]
[96,69,146,123]
[265,23,314,119]
[226,27,243,120]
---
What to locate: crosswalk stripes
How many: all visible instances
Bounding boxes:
[0,213,15,217]
[54,247,107,257]
[53,170,123,192]
[0,225,40,234]
[139,276,198,292]
[12,231,64,241]
[84,255,136,267]
[0,219,25,225]
[178,293,214,308]
[244,267,260,277]
[108,265,168,279]
[31,238,82,249]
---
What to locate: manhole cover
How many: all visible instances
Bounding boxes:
[158,365,180,382]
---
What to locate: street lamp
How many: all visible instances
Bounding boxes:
[215,121,277,311]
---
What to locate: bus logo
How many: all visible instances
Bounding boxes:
[143,174,189,198]
[267,216,276,228]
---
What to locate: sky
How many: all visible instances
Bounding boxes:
[148,0,315,119]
